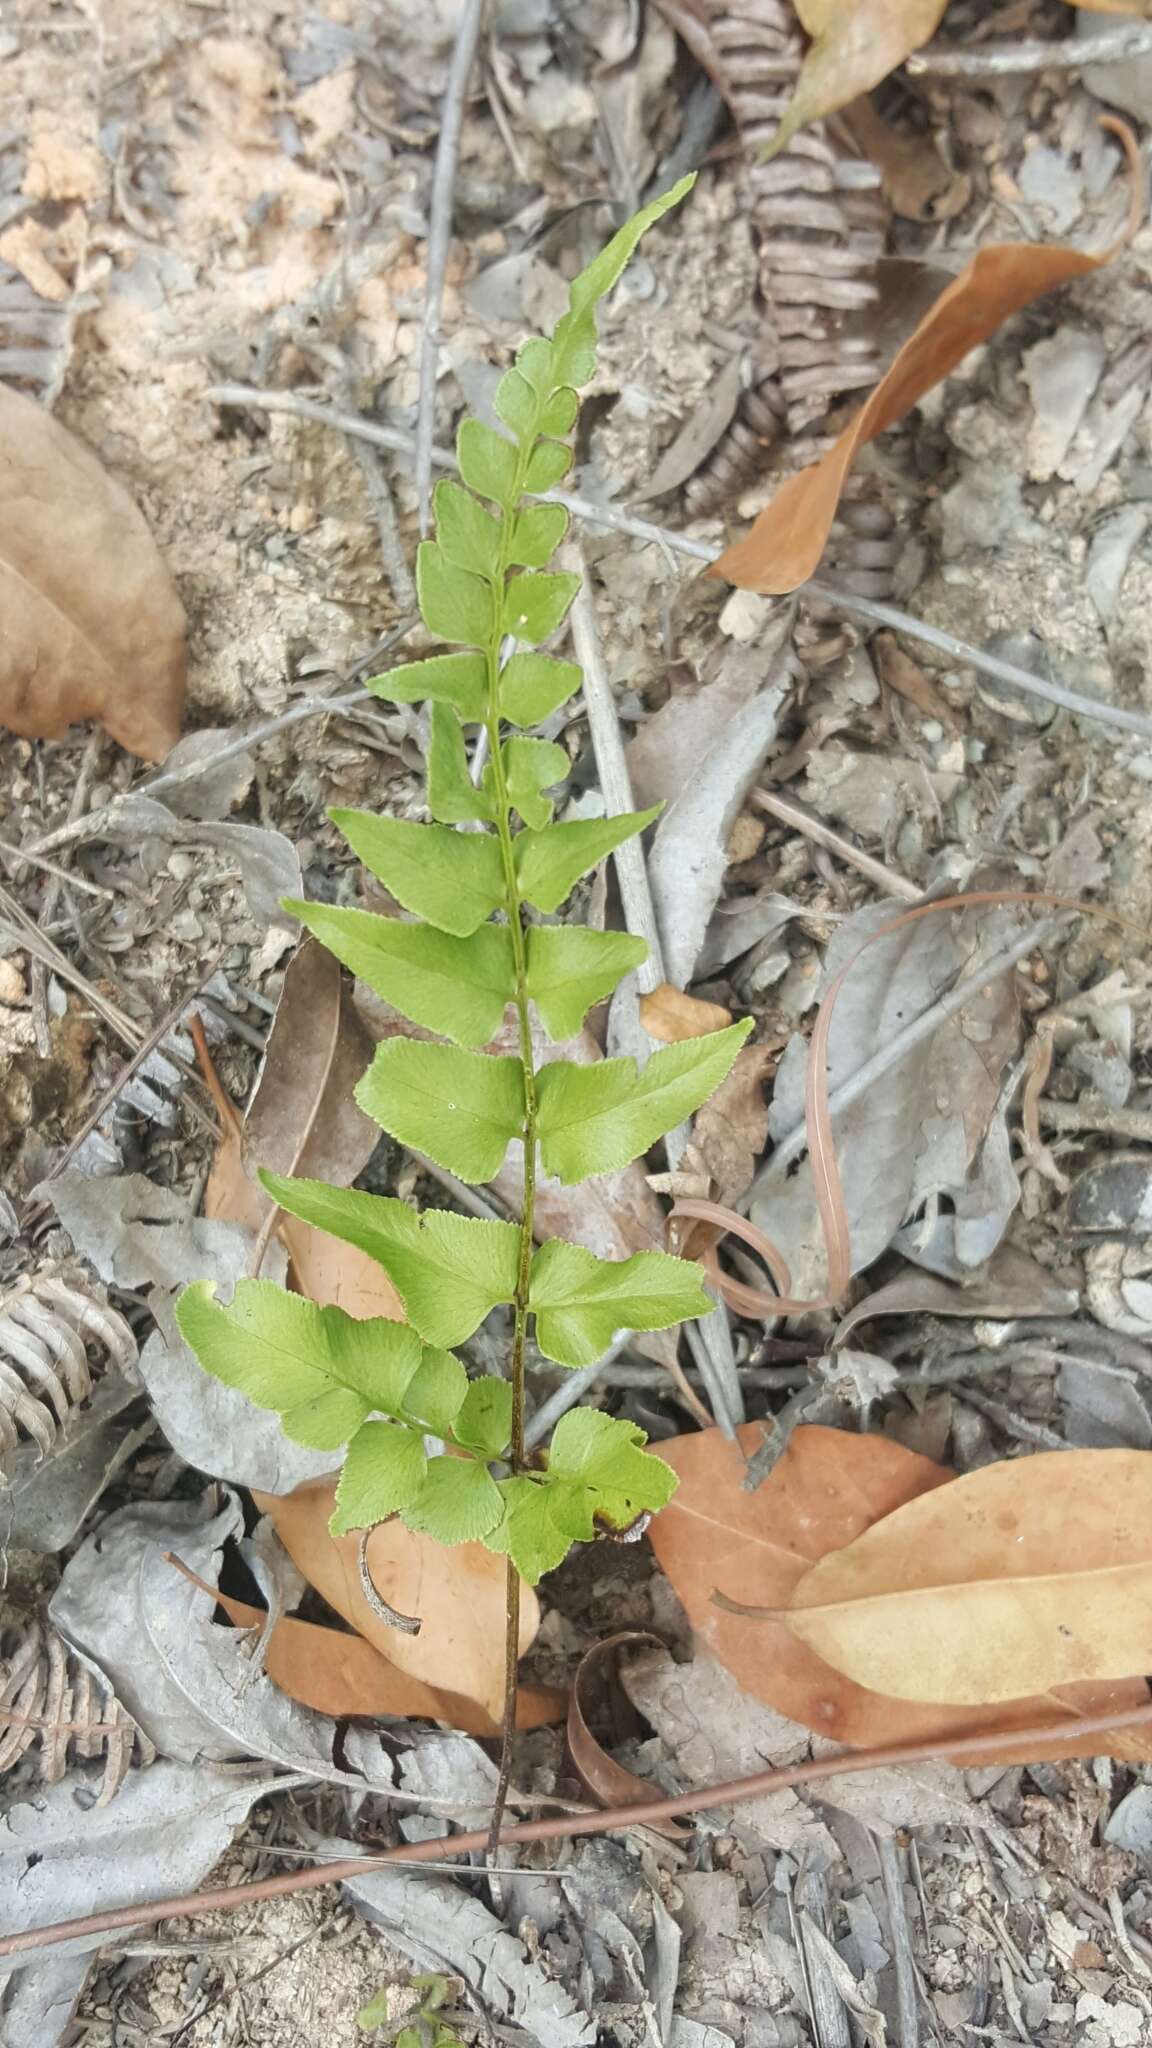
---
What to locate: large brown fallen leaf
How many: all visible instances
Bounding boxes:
[0,384,186,760]
[203,1578,562,1735]
[649,1424,1152,1761]
[714,124,1136,597]
[254,1477,542,1729]
[771,0,948,157]
[784,1447,1152,1707]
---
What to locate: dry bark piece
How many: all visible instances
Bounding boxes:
[0,384,186,760]
[254,1476,545,1729]
[714,205,1129,597]
[649,1422,1152,1761]
[0,1613,155,1804]
[0,1266,136,1477]
[785,1447,1152,1705]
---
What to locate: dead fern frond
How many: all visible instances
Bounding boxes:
[0,1268,137,1477]
[0,1613,156,1804]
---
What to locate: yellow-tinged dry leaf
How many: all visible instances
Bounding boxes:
[0,384,186,760]
[254,1477,542,1727]
[650,1425,1152,1762]
[771,0,949,156]
[785,1448,1152,1705]
[639,983,732,1043]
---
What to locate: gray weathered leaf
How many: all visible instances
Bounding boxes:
[47,1171,256,1294]
[3,1368,142,1552]
[324,1845,596,2048]
[833,1242,1078,1347]
[97,794,301,926]
[646,662,790,988]
[0,1760,287,2022]
[50,1492,398,1791]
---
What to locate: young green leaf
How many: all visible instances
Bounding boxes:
[283,903,515,1048]
[432,478,501,580]
[536,1018,753,1181]
[175,1280,422,1449]
[365,652,486,721]
[522,442,571,493]
[403,1347,469,1437]
[493,366,537,439]
[502,571,580,645]
[454,1375,514,1457]
[499,652,581,727]
[258,1176,521,1347]
[332,1421,427,1535]
[526,925,647,1039]
[457,418,518,508]
[529,1239,712,1366]
[485,1473,582,1583]
[508,503,568,569]
[501,737,569,830]
[548,1407,678,1530]
[427,702,494,825]
[330,810,505,938]
[404,1455,504,1544]
[417,541,494,648]
[515,807,661,915]
[356,1039,525,1182]
[551,174,695,385]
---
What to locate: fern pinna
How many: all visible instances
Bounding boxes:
[176,176,749,1595]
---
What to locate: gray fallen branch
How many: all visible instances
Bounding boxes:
[907,22,1152,74]
[415,0,488,533]
[204,383,1152,743]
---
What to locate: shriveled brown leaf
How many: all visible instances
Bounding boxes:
[254,1477,543,1728]
[0,384,186,760]
[686,1041,777,1211]
[785,1449,1152,1711]
[839,97,970,223]
[639,983,732,1044]
[207,1580,562,1735]
[771,0,949,157]
[244,936,380,1191]
[567,1632,687,1836]
[873,630,961,729]
[649,1423,1152,1761]
[714,190,1130,596]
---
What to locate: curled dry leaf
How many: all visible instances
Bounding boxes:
[638,984,732,1044]
[253,1476,549,1729]
[839,98,970,224]
[0,384,186,761]
[771,0,948,157]
[649,1423,1152,1762]
[714,133,1136,596]
[566,1632,687,1838]
[784,1447,1152,1708]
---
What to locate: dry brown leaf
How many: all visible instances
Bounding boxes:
[649,1423,1152,1761]
[873,630,961,729]
[0,384,186,761]
[772,0,949,157]
[714,133,1135,597]
[566,1632,687,1837]
[838,97,970,223]
[639,983,733,1044]
[204,1580,562,1735]
[685,1041,777,1211]
[785,1448,1152,1708]
[254,1477,542,1728]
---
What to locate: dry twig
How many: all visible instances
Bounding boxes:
[414,0,486,534]
[908,23,1152,75]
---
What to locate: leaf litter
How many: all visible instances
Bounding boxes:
[7,7,1152,2040]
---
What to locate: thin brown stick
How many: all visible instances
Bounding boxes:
[4,1700,1151,1962]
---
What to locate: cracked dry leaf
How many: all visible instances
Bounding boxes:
[0,384,186,760]
[784,1447,1152,1709]
[714,217,1127,596]
[650,1424,1152,1761]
